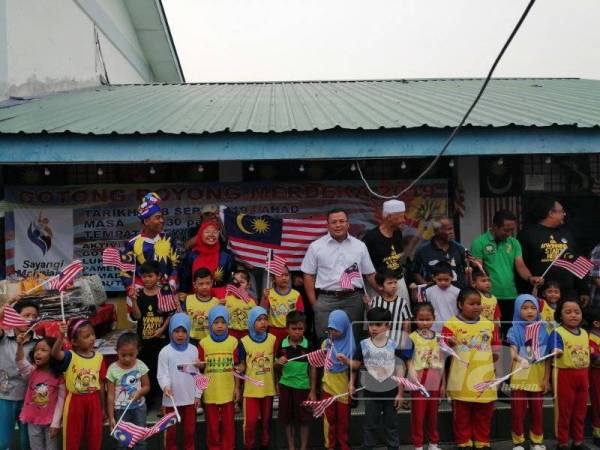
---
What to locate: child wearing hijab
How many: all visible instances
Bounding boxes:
[157,313,201,450]
[238,306,277,450]
[506,294,549,450]
[321,310,357,450]
[198,305,240,450]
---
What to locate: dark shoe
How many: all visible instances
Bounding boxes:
[594,438,600,447]
[571,444,589,450]
[557,446,569,450]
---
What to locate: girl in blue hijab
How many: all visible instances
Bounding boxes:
[505,293,548,449]
[208,305,229,343]
[169,312,191,351]
[326,309,355,373]
[247,306,269,343]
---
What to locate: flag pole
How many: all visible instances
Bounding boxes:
[25,275,59,294]
[266,249,272,289]
[60,291,66,323]
[110,397,135,435]
[354,262,369,297]
[540,247,568,279]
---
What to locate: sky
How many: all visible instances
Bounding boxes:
[163,0,600,83]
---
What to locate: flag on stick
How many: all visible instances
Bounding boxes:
[524,321,543,360]
[113,412,179,448]
[302,386,366,418]
[48,260,83,292]
[157,286,179,313]
[233,370,264,387]
[437,336,468,366]
[225,284,251,303]
[266,252,288,277]
[391,376,430,397]
[0,304,31,329]
[102,248,135,272]
[554,256,594,279]
[340,263,361,290]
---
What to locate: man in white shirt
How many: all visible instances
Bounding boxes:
[301,209,380,340]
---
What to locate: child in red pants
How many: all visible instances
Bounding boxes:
[442,287,499,449]
[52,319,106,450]
[157,313,201,450]
[238,306,277,450]
[506,294,548,450]
[588,307,600,446]
[545,299,590,450]
[199,305,240,450]
[408,303,444,450]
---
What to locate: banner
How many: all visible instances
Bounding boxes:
[13,209,74,275]
[4,180,447,290]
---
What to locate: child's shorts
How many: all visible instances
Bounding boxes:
[278,384,313,424]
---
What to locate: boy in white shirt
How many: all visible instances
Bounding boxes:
[422,263,460,333]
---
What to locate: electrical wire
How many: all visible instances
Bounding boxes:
[356,0,537,199]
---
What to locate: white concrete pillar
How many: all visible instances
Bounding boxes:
[457,156,482,245]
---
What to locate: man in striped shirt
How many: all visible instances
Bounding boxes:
[369,270,411,348]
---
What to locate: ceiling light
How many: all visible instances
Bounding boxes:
[149,166,156,175]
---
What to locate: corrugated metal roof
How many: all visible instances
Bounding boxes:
[0,78,599,135]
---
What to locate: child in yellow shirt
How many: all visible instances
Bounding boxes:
[538,280,561,334]
[442,287,498,449]
[226,271,257,341]
[185,268,221,344]
[472,270,500,342]
[506,294,548,450]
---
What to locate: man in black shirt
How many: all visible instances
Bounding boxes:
[411,217,468,288]
[362,200,410,302]
[518,198,589,304]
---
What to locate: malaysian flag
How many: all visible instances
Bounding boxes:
[146,411,179,437]
[340,263,361,290]
[554,256,594,279]
[48,260,83,292]
[266,250,288,277]
[102,247,135,272]
[391,375,430,397]
[233,370,264,387]
[301,346,334,369]
[176,364,210,390]
[0,305,31,329]
[224,209,327,271]
[112,420,149,448]
[437,336,468,365]
[302,396,336,418]
[525,321,542,360]
[225,283,251,303]
[473,380,495,393]
[157,286,179,313]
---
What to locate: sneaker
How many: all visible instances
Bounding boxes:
[571,444,590,450]
[272,396,279,410]
[196,406,204,415]
[512,446,525,450]
[429,445,441,450]
[531,445,546,450]
[415,447,424,450]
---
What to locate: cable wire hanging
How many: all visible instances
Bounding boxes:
[357,0,537,199]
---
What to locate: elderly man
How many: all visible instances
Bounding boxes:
[362,199,411,301]
[518,199,589,304]
[301,208,379,340]
[412,216,468,288]
[471,209,541,329]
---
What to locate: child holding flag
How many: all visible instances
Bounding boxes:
[157,313,200,450]
[545,299,590,450]
[263,260,304,349]
[442,287,499,449]
[226,278,257,340]
[238,306,277,450]
[185,267,220,344]
[52,319,106,450]
[106,332,150,450]
[587,307,600,445]
[275,311,317,450]
[198,305,240,450]
[538,280,561,334]
[506,294,548,450]
[0,300,39,450]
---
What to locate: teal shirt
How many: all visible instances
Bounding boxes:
[470,230,522,300]
[278,337,310,390]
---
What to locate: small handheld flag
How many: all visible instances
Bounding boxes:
[48,260,83,292]
[391,375,430,397]
[302,386,366,418]
[233,370,264,387]
[102,248,135,272]
[176,364,210,391]
[524,321,542,360]
[112,420,148,448]
[437,336,468,366]
[340,263,361,290]
[0,305,31,329]
[157,286,179,313]
[225,284,251,303]
[266,252,287,277]
[554,256,594,279]
[473,380,496,393]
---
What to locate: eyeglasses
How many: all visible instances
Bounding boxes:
[551,208,566,215]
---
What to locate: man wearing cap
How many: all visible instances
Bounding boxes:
[411,216,469,288]
[121,192,180,299]
[301,208,379,340]
[362,199,411,301]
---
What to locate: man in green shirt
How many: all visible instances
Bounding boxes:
[470,210,542,333]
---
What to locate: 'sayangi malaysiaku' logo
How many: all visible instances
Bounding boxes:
[27,211,53,255]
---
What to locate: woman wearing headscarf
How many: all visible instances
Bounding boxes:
[179,219,236,298]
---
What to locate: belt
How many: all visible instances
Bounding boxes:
[318,289,360,298]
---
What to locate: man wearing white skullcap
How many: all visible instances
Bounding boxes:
[362,200,412,346]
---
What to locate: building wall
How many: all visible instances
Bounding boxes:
[0,0,151,99]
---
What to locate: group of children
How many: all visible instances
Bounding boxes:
[1,257,599,450]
